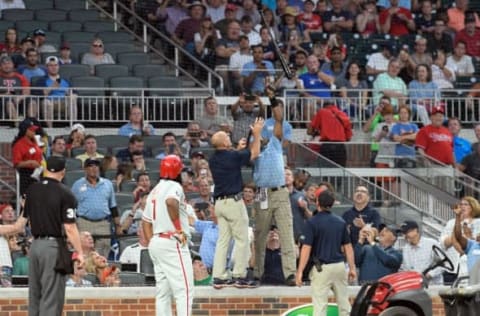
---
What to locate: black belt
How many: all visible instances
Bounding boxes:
[78,216,108,222]
[268,185,286,192]
[34,236,60,240]
[215,193,241,202]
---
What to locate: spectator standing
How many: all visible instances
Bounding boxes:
[118,105,155,137]
[0,156,84,315]
[12,119,43,196]
[415,105,454,165]
[253,99,297,286]
[355,224,402,284]
[72,158,121,258]
[75,135,104,164]
[455,13,480,59]
[209,118,263,289]
[193,206,221,270]
[81,38,115,75]
[379,0,415,36]
[448,117,472,165]
[391,105,418,168]
[306,100,352,167]
[342,185,381,246]
[198,97,233,137]
[231,94,265,145]
[401,220,444,285]
[286,167,309,241]
[296,189,356,316]
[142,155,193,315]
[453,200,480,273]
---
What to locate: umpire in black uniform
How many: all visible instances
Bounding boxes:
[296,189,357,316]
[1,156,85,316]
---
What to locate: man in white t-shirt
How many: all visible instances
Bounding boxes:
[366,43,394,76]
[446,40,475,77]
[142,155,193,316]
[119,223,148,272]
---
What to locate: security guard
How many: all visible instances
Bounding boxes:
[296,189,356,316]
[0,156,84,316]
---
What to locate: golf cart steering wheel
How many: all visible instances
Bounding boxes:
[432,245,454,272]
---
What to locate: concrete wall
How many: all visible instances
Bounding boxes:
[0,286,448,316]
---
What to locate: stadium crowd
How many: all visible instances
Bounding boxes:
[1,0,480,307]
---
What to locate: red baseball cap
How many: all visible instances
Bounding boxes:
[430,105,445,115]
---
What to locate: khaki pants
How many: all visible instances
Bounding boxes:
[212,198,249,279]
[310,261,351,316]
[254,188,296,280]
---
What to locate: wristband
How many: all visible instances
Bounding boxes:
[173,218,181,231]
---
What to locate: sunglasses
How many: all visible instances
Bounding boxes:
[92,44,103,47]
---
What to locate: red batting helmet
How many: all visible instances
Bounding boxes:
[160,155,183,179]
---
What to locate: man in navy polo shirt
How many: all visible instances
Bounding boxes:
[209,117,264,289]
[342,185,381,246]
[296,189,356,316]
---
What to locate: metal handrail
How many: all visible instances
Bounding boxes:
[85,0,224,93]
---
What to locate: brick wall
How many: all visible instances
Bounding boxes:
[0,288,448,316]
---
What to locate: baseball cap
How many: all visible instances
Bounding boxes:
[33,28,46,37]
[225,3,237,11]
[60,42,70,50]
[190,151,205,159]
[430,105,445,115]
[283,6,298,17]
[46,56,59,64]
[19,118,39,132]
[46,156,66,172]
[21,36,35,45]
[400,220,419,233]
[0,55,13,64]
[71,123,85,133]
[84,158,100,168]
[379,224,401,238]
[382,42,395,52]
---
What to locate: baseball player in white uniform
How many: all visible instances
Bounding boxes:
[142,155,193,316]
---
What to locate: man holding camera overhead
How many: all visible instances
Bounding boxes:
[181,121,209,158]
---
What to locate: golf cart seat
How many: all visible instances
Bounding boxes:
[439,260,480,316]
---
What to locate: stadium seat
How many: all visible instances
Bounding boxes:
[54,0,86,11]
[95,135,129,149]
[59,64,91,82]
[96,31,134,43]
[70,76,105,95]
[0,21,15,32]
[118,236,139,254]
[83,273,98,285]
[118,272,146,286]
[117,52,150,72]
[68,41,91,61]
[67,9,99,22]
[133,64,167,80]
[94,64,129,82]
[62,31,96,43]
[24,0,54,10]
[49,21,83,32]
[43,31,61,46]
[143,158,160,171]
[115,193,135,207]
[104,42,137,60]
[65,158,83,170]
[83,21,115,33]
[2,9,35,21]
[110,76,145,108]
[63,170,85,187]
[148,76,182,96]
[142,135,164,151]
[119,180,137,193]
[35,9,68,22]
[15,20,49,33]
